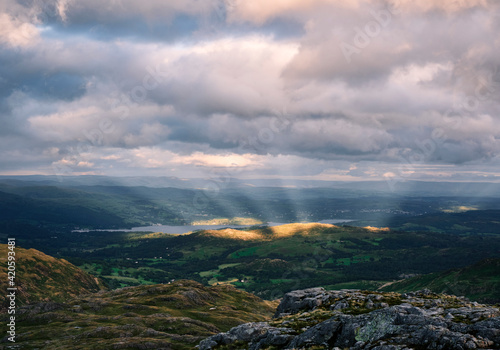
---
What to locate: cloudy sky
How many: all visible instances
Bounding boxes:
[1,0,500,183]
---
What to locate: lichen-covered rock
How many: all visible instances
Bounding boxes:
[287,318,342,349]
[198,322,294,350]
[274,287,327,318]
[199,289,500,350]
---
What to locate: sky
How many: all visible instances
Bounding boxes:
[1,0,500,183]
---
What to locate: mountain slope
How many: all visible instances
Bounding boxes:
[0,244,106,310]
[3,280,277,349]
[380,258,500,303]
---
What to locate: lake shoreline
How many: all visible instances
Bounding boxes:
[72,219,355,234]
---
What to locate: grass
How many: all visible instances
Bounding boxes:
[219,263,241,269]
[0,244,106,309]
[337,258,352,266]
[200,269,219,277]
[229,246,258,258]
[200,264,241,279]
[8,280,277,350]
[323,280,386,290]
[270,279,296,284]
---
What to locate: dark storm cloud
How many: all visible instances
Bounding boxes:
[0,55,85,103]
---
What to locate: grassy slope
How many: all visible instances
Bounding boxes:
[0,244,107,310]
[5,280,277,350]
[380,258,500,303]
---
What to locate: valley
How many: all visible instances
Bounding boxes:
[1,177,500,349]
[1,177,500,303]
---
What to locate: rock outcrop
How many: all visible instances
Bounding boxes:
[198,289,500,350]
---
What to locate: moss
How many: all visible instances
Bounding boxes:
[451,315,473,324]
[343,307,373,315]
[384,295,404,306]
[213,340,249,350]
[270,309,334,333]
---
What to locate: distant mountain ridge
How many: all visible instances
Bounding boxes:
[2,175,500,196]
[0,189,128,229]
[387,210,500,234]
[2,176,500,235]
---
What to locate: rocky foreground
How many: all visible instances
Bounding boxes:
[199,288,500,350]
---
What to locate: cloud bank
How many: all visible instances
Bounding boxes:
[1,0,500,183]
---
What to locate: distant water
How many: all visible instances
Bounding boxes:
[73,219,353,235]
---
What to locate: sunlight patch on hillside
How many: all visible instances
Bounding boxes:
[363,226,390,232]
[197,223,338,241]
[199,229,263,241]
[266,223,336,237]
[441,206,478,213]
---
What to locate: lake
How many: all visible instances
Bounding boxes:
[73,219,353,234]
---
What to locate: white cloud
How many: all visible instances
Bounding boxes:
[0,13,39,47]
[173,152,261,168]
[227,0,491,27]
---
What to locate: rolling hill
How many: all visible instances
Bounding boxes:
[0,246,276,349]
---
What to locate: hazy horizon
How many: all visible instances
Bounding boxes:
[2,173,500,184]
